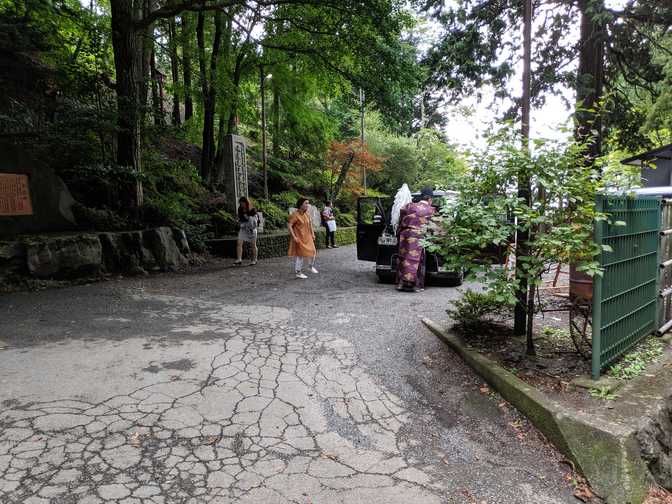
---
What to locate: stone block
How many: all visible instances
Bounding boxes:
[98,232,144,275]
[26,234,102,279]
[142,227,188,272]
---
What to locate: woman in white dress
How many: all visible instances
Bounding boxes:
[234,197,259,265]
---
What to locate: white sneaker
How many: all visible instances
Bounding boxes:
[309,266,319,274]
[295,272,308,279]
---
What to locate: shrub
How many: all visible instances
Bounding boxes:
[212,209,238,237]
[336,211,356,227]
[256,200,288,231]
[71,203,129,232]
[447,289,511,334]
[271,191,302,210]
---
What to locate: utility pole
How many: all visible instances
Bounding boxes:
[360,87,366,195]
[260,65,268,200]
[514,0,534,354]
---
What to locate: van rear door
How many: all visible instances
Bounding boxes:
[356,197,388,261]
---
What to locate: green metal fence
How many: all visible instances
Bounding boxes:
[591,195,661,379]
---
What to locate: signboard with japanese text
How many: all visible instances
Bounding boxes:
[0,173,33,216]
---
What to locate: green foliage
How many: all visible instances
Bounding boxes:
[541,326,570,341]
[364,112,466,195]
[641,34,672,143]
[71,203,129,232]
[255,200,288,232]
[589,386,617,401]
[447,289,510,333]
[427,125,607,307]
[141,155,211,251]
[608,337,664,380]
[271,191,303,210]
[211,209,238,237]
[335,211,356,227]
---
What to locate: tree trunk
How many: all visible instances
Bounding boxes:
[272,78,280,157]
[168,17,181,126]
[150,47,164,126]
[226,54,244,135]
[110,0,143,207]
[331,151,355,202]
[139,0,153,125]
[213,11,234,183]
[197,9,223,183]
[515,0,533,341]
[575,0,605,160]
[181,13,194,122]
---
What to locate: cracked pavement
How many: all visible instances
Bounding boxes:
[0,246,576,503]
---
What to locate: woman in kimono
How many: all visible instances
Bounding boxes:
[396,187,435,292]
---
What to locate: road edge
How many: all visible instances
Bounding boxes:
[421,317,650,504]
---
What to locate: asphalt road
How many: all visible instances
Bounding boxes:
[0,245,576,503]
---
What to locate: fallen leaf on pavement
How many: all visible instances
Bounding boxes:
[644,486,672,503]
[130,432,141,448]
[574,484,594,502]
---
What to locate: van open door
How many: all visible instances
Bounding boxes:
[356,197,390,261]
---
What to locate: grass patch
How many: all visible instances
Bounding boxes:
[608,337,664,380]
[589,386,617,401]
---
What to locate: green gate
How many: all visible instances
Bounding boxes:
[591,195,661,379]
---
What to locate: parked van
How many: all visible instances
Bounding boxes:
[356,191,464,285]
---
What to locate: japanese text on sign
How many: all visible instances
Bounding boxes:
[0,174,33,216]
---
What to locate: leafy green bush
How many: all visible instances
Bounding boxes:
[447,289,511,333]
[271,191,302,210]
[256,200,288,231]
[71,203,129,231]
[141,155,211,251]
[336,212,356,227]
[212,209,238,237]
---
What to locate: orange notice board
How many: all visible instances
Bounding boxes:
[0,173,33,216]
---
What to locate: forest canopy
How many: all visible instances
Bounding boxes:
[0,0,671,249]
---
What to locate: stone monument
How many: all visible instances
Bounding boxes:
[0,140,76,238]
[219,134,249,210]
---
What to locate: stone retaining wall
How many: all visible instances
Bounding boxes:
[206,226,357,259]
[0,227,190,283]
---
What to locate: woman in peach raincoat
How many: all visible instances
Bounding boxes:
[288,197,318,279]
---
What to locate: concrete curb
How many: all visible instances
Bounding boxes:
[422,318,650,504]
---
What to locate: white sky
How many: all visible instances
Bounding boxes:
[433,0,629,148]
